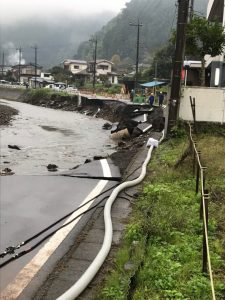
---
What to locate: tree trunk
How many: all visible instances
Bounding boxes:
[200,57,205,86]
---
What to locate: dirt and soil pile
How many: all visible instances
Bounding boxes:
[0,104,18,126]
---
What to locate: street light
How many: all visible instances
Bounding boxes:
[129,20,143,94]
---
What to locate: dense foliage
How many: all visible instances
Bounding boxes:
[76,0,207,65]
[186,15,225,85]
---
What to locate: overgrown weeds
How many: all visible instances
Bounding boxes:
[96,130,225,299]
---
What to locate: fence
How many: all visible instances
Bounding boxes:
[188,123,216,300]
[179,86,225,124]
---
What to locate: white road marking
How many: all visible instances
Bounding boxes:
[1,159,111,300]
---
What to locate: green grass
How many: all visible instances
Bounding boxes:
[96,131,225,300]
[23,88,71,102]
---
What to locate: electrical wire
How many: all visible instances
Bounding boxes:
[57,132,164,300]
[0,194,109,269]
[0,160,144,267]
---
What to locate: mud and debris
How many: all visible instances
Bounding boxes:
[0,104,18,126]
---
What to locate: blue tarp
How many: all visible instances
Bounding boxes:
[140,81,166,88]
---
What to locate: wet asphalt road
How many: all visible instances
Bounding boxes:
[0,100,120,294]
[0,99,116,175]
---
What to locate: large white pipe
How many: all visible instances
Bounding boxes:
[57,133,164,300]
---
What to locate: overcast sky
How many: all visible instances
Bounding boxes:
[0,0,128,24]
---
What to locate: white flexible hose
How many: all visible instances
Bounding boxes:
[57,132,164,300]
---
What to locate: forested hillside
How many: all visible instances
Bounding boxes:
[76,0,207,64]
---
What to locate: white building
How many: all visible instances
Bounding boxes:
[63,60,88,75]
[40,72,54,81]
[63,59,118,84]
[206,0,225,87]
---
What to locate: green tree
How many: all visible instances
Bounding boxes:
[186,15,225,86]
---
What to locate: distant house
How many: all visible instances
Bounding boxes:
[12,63,42,84]
[88,59,118,84]
[63,58,118,85]
[0,65,12,76]
[206,0,225,87]
[63,59,88,74]
[40,72,54,81]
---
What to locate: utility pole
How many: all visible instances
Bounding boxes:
[16,47,22,83]
[1,52,4,78]
[32,45,38,88]
[189,0,194,21]
[129,20,143,92]
[154,61,158,95]
[89,37,97,90]
[168,0,189,132]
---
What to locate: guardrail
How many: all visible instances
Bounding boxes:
[188,123,216,300]
[0,83,25,89]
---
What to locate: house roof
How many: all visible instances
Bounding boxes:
[140,81,166,88]
[63,59,87,65]
[89,59,113,65]
[13,63,42,69]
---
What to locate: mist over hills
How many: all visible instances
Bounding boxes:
[0,12,115,68]
[0,0,208,69]
[76,0,208,64]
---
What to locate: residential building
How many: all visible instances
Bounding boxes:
[206,0,225,87]
[0,65,12,77]
[63,60,88,74]
[40,72,54,81]
[88,59,118,84]
[63,58,118,85]
[12,63,42,84]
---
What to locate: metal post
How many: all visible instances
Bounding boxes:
[192,140,197,175]
[196,164,200,194]
[168,0,190,132]
[129,20,143,93]
[202,190,209,274]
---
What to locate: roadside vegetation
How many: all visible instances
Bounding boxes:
[80,83,122,95]
[96,124,225,299]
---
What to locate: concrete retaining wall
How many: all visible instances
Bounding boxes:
[179,87,225,124]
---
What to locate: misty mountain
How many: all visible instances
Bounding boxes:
[76,0,208,63]
[0,12,115,68]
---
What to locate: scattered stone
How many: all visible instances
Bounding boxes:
[102,122,112,130]
[1,168,14,175]
[70,165,80,170]
[118,141,126,147]
[3,167,12,173]
[3,161,10,164]
[93,156,105,160]
[8,145,21,150]
[47,164,58,171]
[84,159,91,164]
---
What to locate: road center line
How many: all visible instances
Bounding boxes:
[1,159,111,300]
